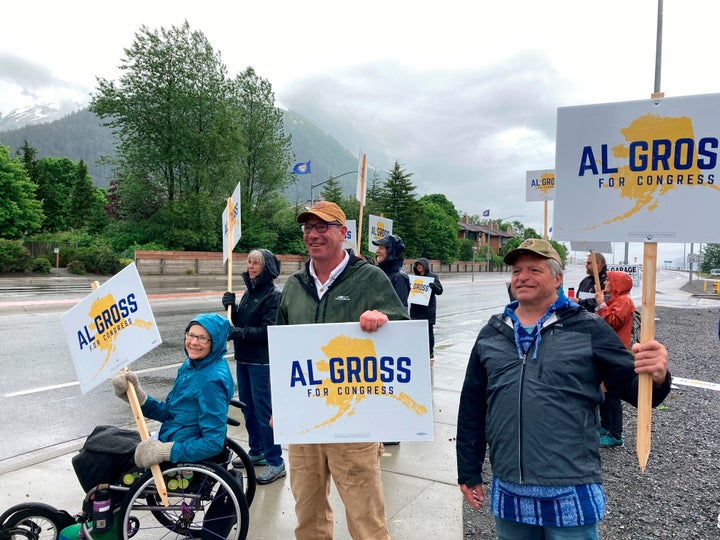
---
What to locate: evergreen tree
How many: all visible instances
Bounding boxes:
[33,157,76,232]
[319,176,343,204]
[377,161,423,258]
[67,161,108,232]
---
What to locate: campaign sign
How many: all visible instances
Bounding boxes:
[268,320,432,444]
[368,214,393,253]
[526,169,555,202]
[408,275,434,306]
[554,93,720,243]
[343,219,357,253]
[222,182,242,264]
[60,263,162,394]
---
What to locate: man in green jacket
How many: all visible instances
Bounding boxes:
[277,201,409,540]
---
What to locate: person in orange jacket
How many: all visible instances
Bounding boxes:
[594,270,636,448]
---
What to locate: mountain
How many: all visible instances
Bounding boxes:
[0,105,360,200]
[0,101,82,131]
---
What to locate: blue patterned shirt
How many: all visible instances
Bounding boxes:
[491,477,606,526]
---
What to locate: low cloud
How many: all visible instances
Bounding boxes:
[279,52,573,220]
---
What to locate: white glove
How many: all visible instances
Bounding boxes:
[111,370,147,405]
[134,439,174,467]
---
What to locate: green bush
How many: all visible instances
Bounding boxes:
[71,245,121,275]
[67,260,86,275]
[0,239,34,272]
[31,257,52,274]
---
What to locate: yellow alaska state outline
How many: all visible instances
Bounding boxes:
[539,173,555,195]
[302,334,427,433]
[589,113,720,230]
[409,278,427,299]
[88,293,153,377]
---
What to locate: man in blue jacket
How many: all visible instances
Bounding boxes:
[456,238,671,539]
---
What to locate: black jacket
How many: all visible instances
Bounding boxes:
[577,267,608,312]
[409,257,443,324]
[377,238,410,308]
[457,305,672,488]
[228,249,281,365]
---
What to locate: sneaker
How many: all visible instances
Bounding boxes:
[232,453,266,468]
[599,427,609,437]
[600,434,624,448]
[256,463,286,484]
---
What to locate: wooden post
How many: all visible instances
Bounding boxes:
[226,198,234,323]
[91,281,169,506]
[637,242,658,472]
[590,251,602,293]
[635,89,666,471]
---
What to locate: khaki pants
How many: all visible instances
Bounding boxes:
[289,442,389,540]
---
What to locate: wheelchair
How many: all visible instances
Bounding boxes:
[0,401,257,540]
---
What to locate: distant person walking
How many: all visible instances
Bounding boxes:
[409,258,443,363]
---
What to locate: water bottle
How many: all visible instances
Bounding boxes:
[92,489,112,533]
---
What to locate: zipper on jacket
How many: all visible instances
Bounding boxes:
[517,351,528,484]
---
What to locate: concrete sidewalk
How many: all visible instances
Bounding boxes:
[0,364,465,539]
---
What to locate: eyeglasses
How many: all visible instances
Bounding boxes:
[300,221,342,234]
[185,332,212,344]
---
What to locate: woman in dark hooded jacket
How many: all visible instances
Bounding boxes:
[409,257,443,361]
[222,249,285,484]
[372,234,411,308]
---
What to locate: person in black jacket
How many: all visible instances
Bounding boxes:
[576,252,608,312]
[456,238,671,538]
[409,257,443,362]
[222,248,285,485]
[372,234,410,309]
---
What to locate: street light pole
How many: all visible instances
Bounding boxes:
[310,170,357,205]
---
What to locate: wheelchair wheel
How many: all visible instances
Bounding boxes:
[117,462,249,539]
[224,439,256,507]
[0,502,72,539]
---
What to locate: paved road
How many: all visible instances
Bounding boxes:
[0,266,714,462]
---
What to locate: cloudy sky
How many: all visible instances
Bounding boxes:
[2,0,718,265]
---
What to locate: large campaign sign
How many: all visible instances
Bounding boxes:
[554,93,720,242]
[268,320,432,444]
[60,263,162,394]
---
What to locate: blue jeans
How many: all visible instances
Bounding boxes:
[494,517,599,540]
[236,363,283,466]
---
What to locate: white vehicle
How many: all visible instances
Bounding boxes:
[709,269,720,277]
